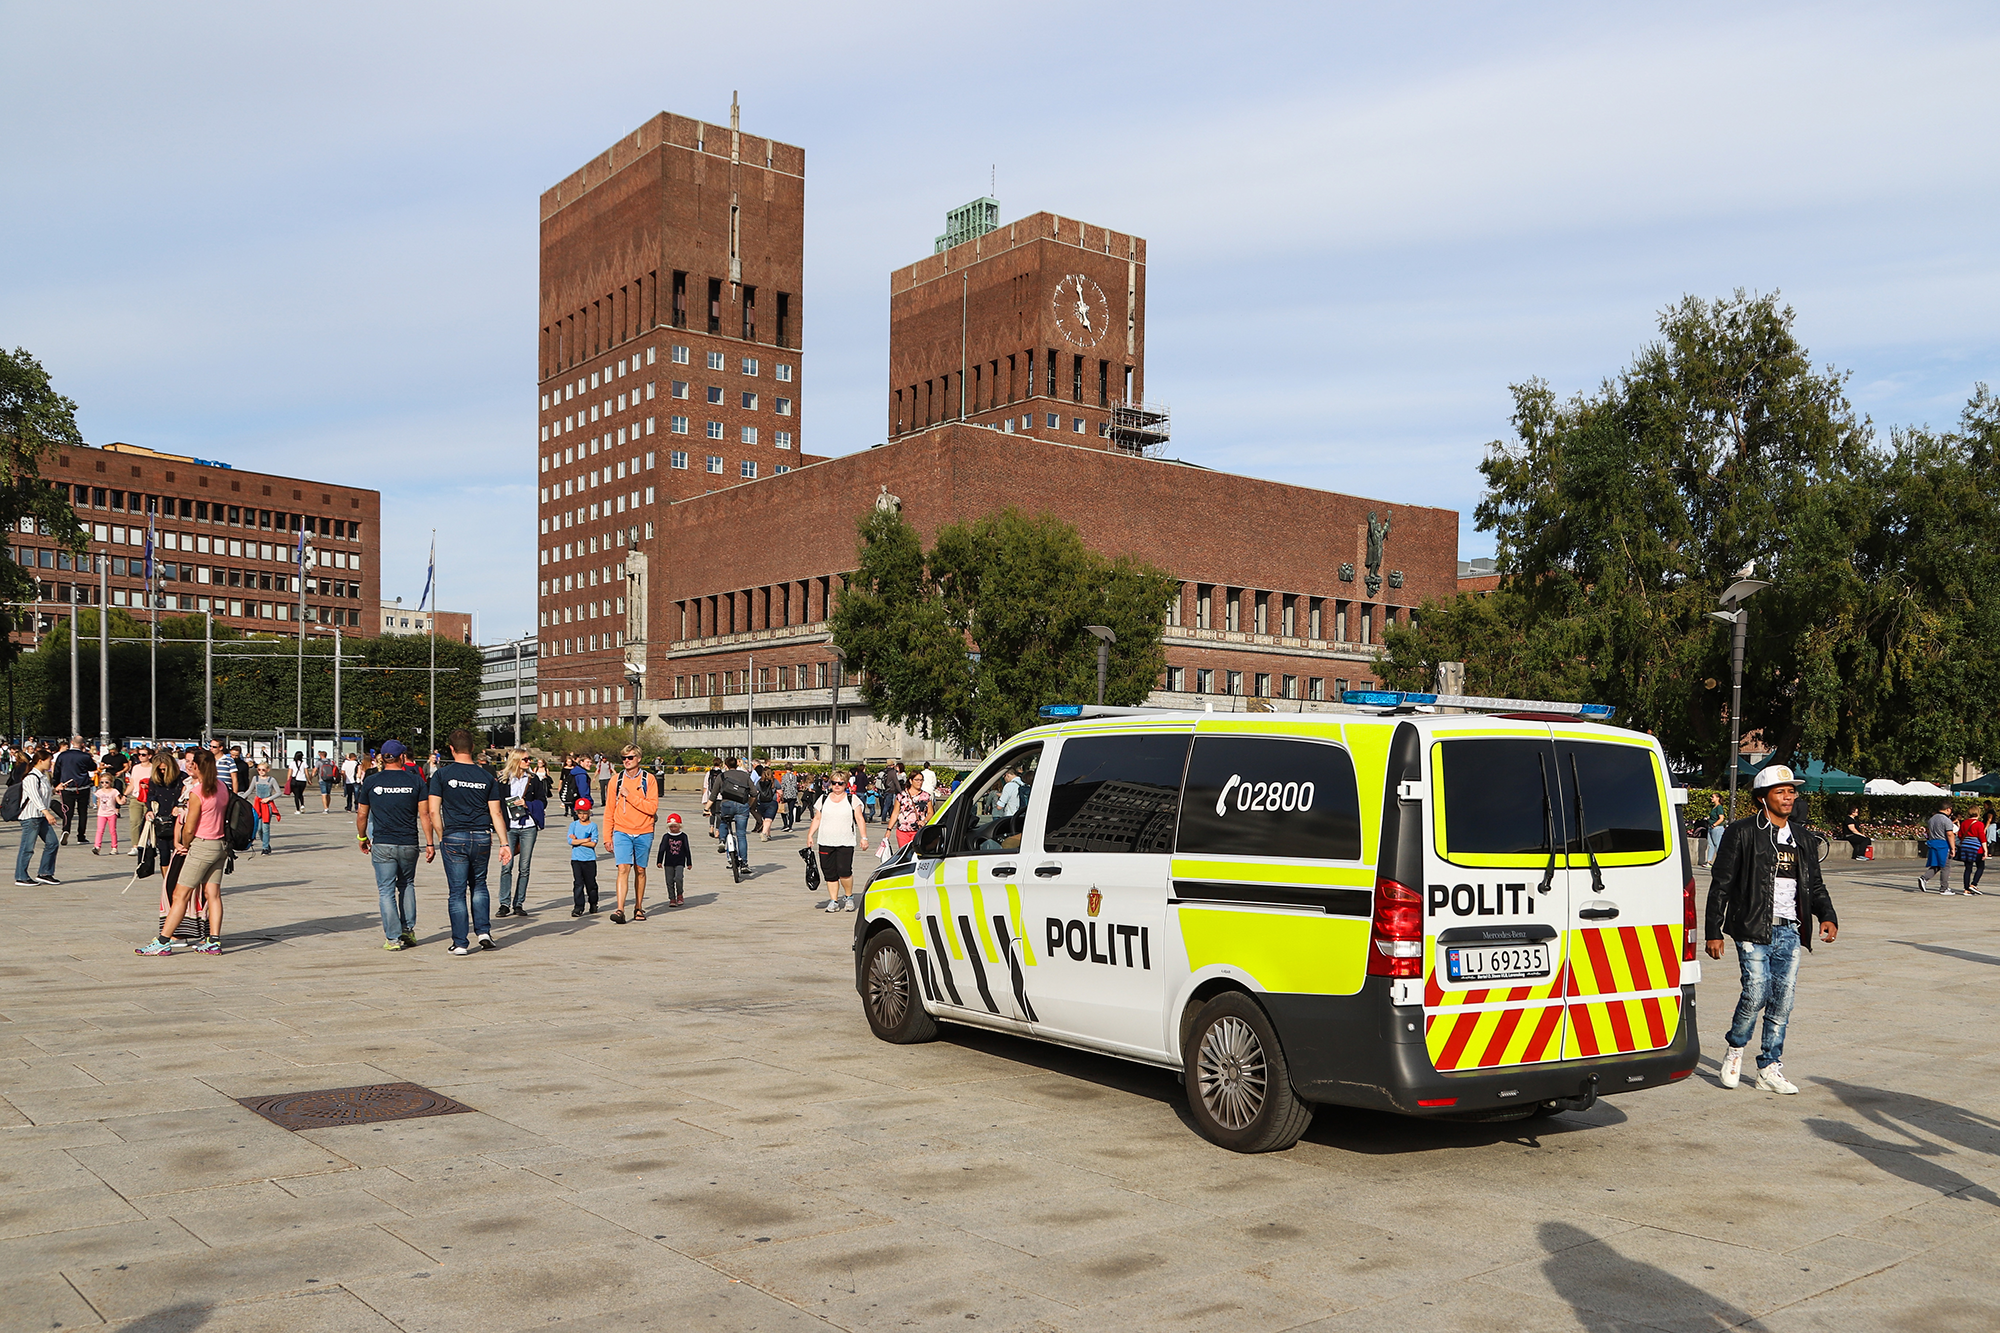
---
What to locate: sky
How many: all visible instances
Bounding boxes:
[6,2,1998,643]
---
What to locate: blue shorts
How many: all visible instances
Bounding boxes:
[1926,838,1950,869]
[613,831,654,866]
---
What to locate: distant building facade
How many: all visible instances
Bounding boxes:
[476,638,538,744]
[377,598,470,642]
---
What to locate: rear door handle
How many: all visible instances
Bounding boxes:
[1578,905,1620,921]
[1034,863,1062,878]
[990,864,1017,878]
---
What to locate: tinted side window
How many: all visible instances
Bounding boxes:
[947,744,1042,856]
[1557,741,1663,854]
[1043,733,1191,854]
[1437,739,1558,858]
[1177,736,1361,861]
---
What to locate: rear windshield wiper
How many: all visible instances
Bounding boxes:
[1537,751,1557,895]
[1569,752,1606,894]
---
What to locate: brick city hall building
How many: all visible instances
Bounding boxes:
[10,442,380,650]
[534,105,1455,759]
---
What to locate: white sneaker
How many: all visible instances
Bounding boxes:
[1918,878,1933,892]
[1754,1063,1798,1095]
[844,897,857,913]
[1719,1046,1744,1089]
[449,944,470,956]
[824,899,842,913]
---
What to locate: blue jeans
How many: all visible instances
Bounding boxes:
[15,816,56,882]
[499,826,537,907]
[254,811,272,852]
[440,829,493,948]
[371,842,419,940]
[1726,921,1801,1069]
[716,800,750,863]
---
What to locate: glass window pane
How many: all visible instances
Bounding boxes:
[947,744,1043,857]
[1176,736,1361,861]
[1043,734,1190,854]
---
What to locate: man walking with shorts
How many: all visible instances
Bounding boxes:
[1706,764,1839,1095]
[602,744,659,923]
[357,740,431,950]
[1917,802,1958,893]
[807,778,868,913]
[425,730,512,955]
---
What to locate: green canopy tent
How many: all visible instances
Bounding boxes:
[1953,771,2000,796]
[1736,756,1865,794]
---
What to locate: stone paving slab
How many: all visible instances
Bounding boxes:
[0,797,1994,1330]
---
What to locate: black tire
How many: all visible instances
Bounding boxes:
[859,929,938,1044]
[1182,992,1313,1152]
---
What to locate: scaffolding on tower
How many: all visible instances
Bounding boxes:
[1107,401,1171,457]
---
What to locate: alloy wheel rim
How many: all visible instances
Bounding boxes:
[1196,1015,1268,1130]
[867,946,910,1029]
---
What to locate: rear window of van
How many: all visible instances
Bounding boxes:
[1436,738,1664,858]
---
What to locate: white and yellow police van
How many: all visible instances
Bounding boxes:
[853,692,1700,1152]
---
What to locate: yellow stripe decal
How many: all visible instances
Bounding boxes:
[1007,883,1036,966]
[936,885,963,959]
[967,879,999,963]
[1177,906,1368,996]
[1170,858,1373,887]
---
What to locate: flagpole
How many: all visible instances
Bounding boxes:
[146,512,157,743]
[427,531,436,757]
[294,526,307,732]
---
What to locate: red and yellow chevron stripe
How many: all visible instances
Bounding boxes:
[1423,925,1683,1071]
[1563,924,1681,1058]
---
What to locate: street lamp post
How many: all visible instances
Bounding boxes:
[1710,570,1772,819]
[1084,625,1116,706]
[828,648,844,766]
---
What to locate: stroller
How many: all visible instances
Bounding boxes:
[799,845,820,895]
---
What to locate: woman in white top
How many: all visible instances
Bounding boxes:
[806,779,869,914]
[12,752,58,885]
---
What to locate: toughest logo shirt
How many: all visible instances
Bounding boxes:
[428,762,503,834]
[359,769,425,846]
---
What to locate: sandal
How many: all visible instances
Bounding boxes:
[609,911,625,924]
[633,908,647,921]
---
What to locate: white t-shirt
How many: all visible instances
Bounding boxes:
[1771,824,1798,922]
[341,758,358,783]
[920,767,937,794]
[815,793,859,847]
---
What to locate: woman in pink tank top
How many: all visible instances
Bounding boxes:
[139,748,231,956]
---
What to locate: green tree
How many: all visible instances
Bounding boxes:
[1381,293,1999,780]
[0,349,91,666]
[832,507,1176,756]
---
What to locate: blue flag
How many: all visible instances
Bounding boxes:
[143,514,155,592]
[418,535,435,611]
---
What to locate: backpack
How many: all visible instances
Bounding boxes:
[718,769,754,803]
[758,776,776,802]
[318,758,338,782]
[223,788,256,852]
[0,778,22,823]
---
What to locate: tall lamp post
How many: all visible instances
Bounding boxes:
[827,647,844,767]
[1709,568,1771,818]
[1083,625,1116,706]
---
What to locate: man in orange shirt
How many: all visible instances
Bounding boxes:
[601,744,661,924]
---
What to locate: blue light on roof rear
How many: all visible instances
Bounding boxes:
[1038,704,1085,719]
[1579,704,1616,718]
[1342,690,1405,707]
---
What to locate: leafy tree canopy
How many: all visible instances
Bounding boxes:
[1379,292,2000,782]
[0,348,90,667]
[832,507,1176,756]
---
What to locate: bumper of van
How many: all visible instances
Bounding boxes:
[1266,980,1701,1117]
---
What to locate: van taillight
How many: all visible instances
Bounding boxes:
[1682,876,1697,963]
[1368,877,1424,978]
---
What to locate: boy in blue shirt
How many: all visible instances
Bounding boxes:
[569,798,600,916]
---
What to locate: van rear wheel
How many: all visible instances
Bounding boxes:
[860,929,938,1044]
[1183,992,1312,1152]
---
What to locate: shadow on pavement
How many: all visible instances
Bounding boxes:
[1537,1220,1755,1331]
[1806,1078,2000,1206]
[114,1305,212,1333]
[1890,939,2000,967]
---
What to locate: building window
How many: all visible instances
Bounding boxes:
[706,385,723,405]
[740,460,757,479]
[670,415,689,434]
[706,456,724,474]
[1309,602,1322,639]
[670,451,689,469]
[1310,677,1326,701]
[741,392,758,410]
[672,345,689,364]
[1195,668,1213,694]
[707,421,724,440]
[1333,678,1348,697]
[1225,596,1239,633]
[1166,665,1185,691]
[1226,671,1242,696]
[1254,594,1268,636]
[1194,585,1211,630]
[1282,602,1296,637]
[774,464,790,474]
[1045,413,1059,429]
[1072,417,1085,433]
[1254,673,1271,697]
[672,380,689,398]
[741,426,758,445]
[706,349,725,370]
[741,357,759,376]
[776,364,793,383]
[775,397,792,416]
[775,430,792,449]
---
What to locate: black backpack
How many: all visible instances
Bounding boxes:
[718,769,754,803]
[0,775,23,823]
[223,789,256,852]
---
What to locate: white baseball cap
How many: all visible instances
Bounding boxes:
[1752,764,1800,792]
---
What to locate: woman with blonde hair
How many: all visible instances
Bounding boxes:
[137,747,229,955]
[495,748,547,917]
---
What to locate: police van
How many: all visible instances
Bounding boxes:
[852,693,1700,1152]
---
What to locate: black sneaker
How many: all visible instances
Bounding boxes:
[571,908,583,918]
[514,905,529,916]
[36,876,60,885]
[496,904,512,917]
[477,934,495,950]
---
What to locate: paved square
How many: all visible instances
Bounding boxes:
[2,797,1995,1331]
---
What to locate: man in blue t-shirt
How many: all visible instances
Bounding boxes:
[425,729,512,955]
[356,739,434,951]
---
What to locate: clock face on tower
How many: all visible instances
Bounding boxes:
[1052,273,1110,349]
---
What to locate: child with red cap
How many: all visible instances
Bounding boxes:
[568,798,600,916]
[655,812,693,907]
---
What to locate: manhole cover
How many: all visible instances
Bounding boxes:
[237,1082,474,1131]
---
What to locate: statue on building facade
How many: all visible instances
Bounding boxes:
[1365,509,1392,598]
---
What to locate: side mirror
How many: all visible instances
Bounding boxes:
[916,823,947,860]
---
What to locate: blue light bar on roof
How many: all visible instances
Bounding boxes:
[1038,704,1086,719]
[1342,691,1407,707]
[1342,690,1616,719]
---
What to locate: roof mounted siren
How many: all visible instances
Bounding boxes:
[1340,690,1615,719]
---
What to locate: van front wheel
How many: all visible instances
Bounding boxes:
[860,930,938,1044]
[1183,992,1312,1152]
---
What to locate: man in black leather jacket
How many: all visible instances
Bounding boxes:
[1705,765,1838,1096]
